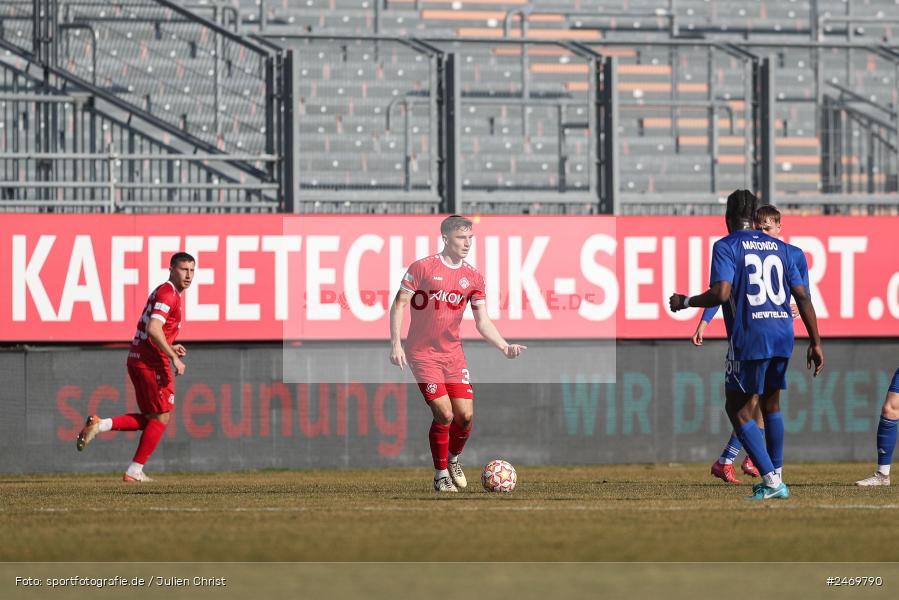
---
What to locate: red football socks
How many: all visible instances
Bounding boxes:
[448,420,472,456]
[132,419,166,465]
[429,421,450,470]
[111,413,149,431]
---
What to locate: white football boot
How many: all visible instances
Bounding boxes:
[76,415,101,451]
[123,470,154,483]
[448,460,467,489]
[855,473,890,486]
[433,476,458,492]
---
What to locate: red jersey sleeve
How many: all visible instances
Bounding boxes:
[150,284,178,324]
[469,270,486,307]
[400,261,422,294]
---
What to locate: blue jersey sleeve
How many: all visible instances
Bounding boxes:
[789,245,810,297]
[701,306,719,323]
[709,238,736,288]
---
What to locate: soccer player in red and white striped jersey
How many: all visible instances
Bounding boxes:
[390,216,527,492]
[76,252,194,482]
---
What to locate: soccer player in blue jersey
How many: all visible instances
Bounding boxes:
[697,205,810,485]
[855,370,899,486]
[670,190,823,500]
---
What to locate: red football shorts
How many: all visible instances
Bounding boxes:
[127,363,175,414]
[410,355,475,403]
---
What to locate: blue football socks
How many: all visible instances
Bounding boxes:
[719,433,742,464]
[876,416,898,467]
[763,411,784,471]
[736,420,775,477]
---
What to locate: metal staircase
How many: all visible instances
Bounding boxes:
[0,0,292,212]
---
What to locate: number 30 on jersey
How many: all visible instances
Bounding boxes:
[744,254,786,306]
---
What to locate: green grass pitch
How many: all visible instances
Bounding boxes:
[3,463,898,562]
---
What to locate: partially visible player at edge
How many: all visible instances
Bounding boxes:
[76,252,194,482]
[855,369,899,486]
[390,215,527,492]
[670,190,823,500]
[696,205,810,485]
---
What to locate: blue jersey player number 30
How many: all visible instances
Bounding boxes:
[669,189,823,502]
[711,230,800,362]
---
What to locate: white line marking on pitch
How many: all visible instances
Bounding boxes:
[4,504,898,514]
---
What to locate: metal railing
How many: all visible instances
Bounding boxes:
[0,1,33,54]
[1,0,292,211]
[274,35,440,208]
[4,0,899,214]
[821,84,898,195]
[262,33,768,212]
[55,0,276,156]
[503,7,679,40]
[0,151,281,213]
[0,47,282,212]
[817,15,899,43]
[236,0,899,44]
[424,38,600,202]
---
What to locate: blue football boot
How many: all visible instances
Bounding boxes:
[747,482,790,500]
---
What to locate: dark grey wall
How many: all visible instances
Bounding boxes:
[0,341,891,474]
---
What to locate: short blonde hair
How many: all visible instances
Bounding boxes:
[440,215,473,236]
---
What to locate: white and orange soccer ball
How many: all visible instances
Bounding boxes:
[481,459,517,493]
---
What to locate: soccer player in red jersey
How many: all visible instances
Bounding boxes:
[76,252,194,482]
[390,215,527,492]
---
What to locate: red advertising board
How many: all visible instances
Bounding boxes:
[1,215,895,341]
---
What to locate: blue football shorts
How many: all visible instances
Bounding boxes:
[724,356,790,396]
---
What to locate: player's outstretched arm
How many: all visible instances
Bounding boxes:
[670,281,732,312]
[472,306,527,358]
[389,290,411,370]
[792,284,824,377]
